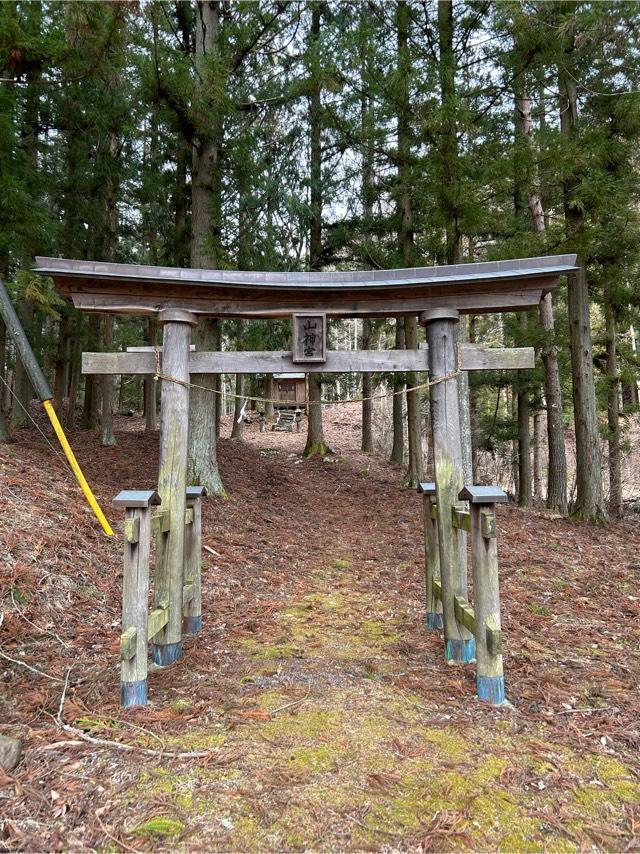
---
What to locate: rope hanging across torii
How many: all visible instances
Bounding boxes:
[150,344,465,407]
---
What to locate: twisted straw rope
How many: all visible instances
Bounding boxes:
[153,346,462,408]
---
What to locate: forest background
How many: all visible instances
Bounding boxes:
[1,0,640,523]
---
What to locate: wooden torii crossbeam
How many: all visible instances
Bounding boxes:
[36,253,574,318]
[82,343,533,375]
[37,253,576,706]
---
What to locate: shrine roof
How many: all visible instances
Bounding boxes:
[35,254,577,318]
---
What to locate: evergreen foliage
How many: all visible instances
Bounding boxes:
[1,0,639,517]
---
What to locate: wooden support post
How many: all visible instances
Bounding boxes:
[152,309,196,667]
[113,489,161,708]
[417,482,443,630]
[421,308,474,663]
[459,485,508,705]
[183,485,206,635]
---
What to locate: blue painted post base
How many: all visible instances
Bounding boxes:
[477,675,506,705]
[426,612,444,630]
[445,637,475,663]
[152,641,183,667]
[183,615,202,636]
[121,679,148,708]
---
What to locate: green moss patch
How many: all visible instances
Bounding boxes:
[572,755,640,812]
[132,816,184,839]
[237,637,299,659]
[167,730,227,750]
[287,745,340,774]
[421,726,471,762]
[261,708,341,742]
[114,560,640,853]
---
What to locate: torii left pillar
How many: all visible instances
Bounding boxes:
[152,309,196,666]
[421,308,475,663]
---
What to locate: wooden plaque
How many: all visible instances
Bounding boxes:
[292,312,326,363]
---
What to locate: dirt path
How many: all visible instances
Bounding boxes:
[1,408,639,850]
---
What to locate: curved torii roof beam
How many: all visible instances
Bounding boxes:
[35,254,576,319]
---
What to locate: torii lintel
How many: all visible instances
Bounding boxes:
[35,254,576,319]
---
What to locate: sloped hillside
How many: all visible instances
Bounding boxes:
[1,411,639,851]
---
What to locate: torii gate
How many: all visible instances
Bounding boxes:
[37,253,576,705]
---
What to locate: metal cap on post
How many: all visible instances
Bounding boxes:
[416,482,437,495]
[113,490,162,508]
[186,485,207,502]
[458,486,507,504]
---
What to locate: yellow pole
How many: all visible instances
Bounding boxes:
[42,399,114,537]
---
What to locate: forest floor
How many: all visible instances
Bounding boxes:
[1,405,640,852]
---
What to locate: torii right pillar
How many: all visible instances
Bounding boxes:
[421,308,475,662]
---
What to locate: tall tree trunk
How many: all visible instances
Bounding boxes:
[309,6,322,271]
[457,319,473,485]
[404,316,423,485]
[12,37,41,431]
[190,1,223,271]
[188,0,225,494]
[437,0,461,265]
[303,372,329,458]
[144,83,160,434]
[360,25,374,455]
[215,375,222,438]
[100,111,119,446]
[625,325,640,406]
[101,315,116,446]
[303,5,328,458]
[53,314,70,412]
[231,374,244,439]
[390,318,405,464]
[63,334,71,399]
[605,284,622,518]
[468,314,479,478]
[533,411,543,503]
[188,317,224,495]
[437,0,472,479]
[517,391,531,506]
[361,318,373,452]
[539,291,568,511]
[0,246,7,437]
[510,388,519,497]
[65,327,82,429]
[517,76,568,511]
[175,141,189,268]
[11,300,35,429]
[265,374,274,419]
[517,315,531,506]
[396,2,421,485]
[144,316,158,432]
[82,315,102,429]
[0,319,8,442]
[559,60,606,521]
